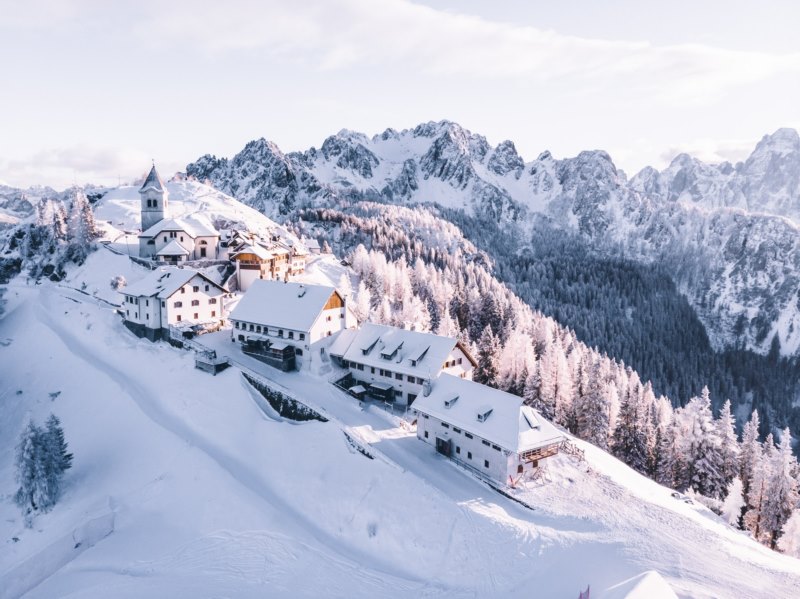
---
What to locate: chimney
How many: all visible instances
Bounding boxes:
[422,379,432,397]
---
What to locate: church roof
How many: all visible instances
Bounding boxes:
[156,240,190,256]
[139,164,165,193]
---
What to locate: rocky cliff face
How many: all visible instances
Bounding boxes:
[186,122,800,356]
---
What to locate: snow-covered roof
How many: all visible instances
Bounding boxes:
[229,280,341,332]
[328,328,358,357]
[140,215,219,239]
[156,240,190,256]
[412,374,564,454]
[334,323,473,379]
[123,267,225,299]
[139,164,165,193]
[231,244,274,260]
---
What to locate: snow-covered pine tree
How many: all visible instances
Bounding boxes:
[762,428,800,548]
[575,358,611,450]
[45,414,73,474]
[66,190,98,264]
[14,420,44,518]
[744,442,771,544]
[716,399,740,497]
[611,379,652,475]
[474,325,501,387]
[740,410,761,501]
[720,477,746,528]
[683,388,726,499]
[353,280,372,323]
[655,414,688,490]
[777,510,800,557]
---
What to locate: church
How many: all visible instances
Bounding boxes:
[137,164,220,262]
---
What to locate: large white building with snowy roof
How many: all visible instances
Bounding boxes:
[121,266,228,341]
[413,374,564,486]
[229,280,357,370]
[329,322,476,406]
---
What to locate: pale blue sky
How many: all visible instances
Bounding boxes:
[1,0,798,188]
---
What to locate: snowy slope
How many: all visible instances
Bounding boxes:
[2,249,800,598]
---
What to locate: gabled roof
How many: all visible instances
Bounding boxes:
[333,323,470,379]
[229,280,341,332]
[123,267,226,299]
[139,165,165,193]
[231,244,274,261]
[140,215,219,239]
[156,239,190,256]
[412,374,564,454]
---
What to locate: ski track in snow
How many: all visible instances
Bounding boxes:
[31,289,447,595]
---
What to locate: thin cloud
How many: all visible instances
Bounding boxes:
[140,0,800,104]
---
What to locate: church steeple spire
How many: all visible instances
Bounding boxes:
[139,163,168,231]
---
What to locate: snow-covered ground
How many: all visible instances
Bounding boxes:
[2,247,800,598]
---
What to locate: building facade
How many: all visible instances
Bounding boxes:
[329,323,476,406]
[229,280,357,370]
[121,267,227,341]
[413,374,563,486]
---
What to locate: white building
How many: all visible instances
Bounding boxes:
[229,280,357,370]
[413,374,564,486]
[329,323,476,406]
[136,163,220,261]
[121,267,228,341]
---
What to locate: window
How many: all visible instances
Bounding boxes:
[161,301,165,307]
[423,414,429,419]
[181,288,185,294]
[278,329,284,337]
[295,348,303,356]
[211,311,216,317]
[517,464,524,474]
[326,315,332,321]
[371,367,375,374]
[464,432,473,439]
[467,451,472,460]
[249,324,254,331]
[163,236,167,242]
[492,444,501,452]
[340,313,344,319]
[177,315,182,322]
[174,301,183,308]
[288,331,294,339]
[441,423,449,429]
[453,427,461,434]
[194,313,198,319]
[394,390,402,398]
[424,431,429,439]
[327,331,332,337]
[191,300,199,306]
[299,333,305,340]
[457,357,463,364]
[193,286,199,292]
[407,375,414,382]
[145,299,149,307]
[235,322,240,329]
[484,460,489,469]
[357,364,364,371]
[456,446,461,454]
[482,440,490,447]
[394,373,402,380]
[180,236,184,242]
[126,309,129,316]
[205,285,209,291]
[209,298,217,304]
[256,325,262,333]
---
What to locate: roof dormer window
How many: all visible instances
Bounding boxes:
[444,395,459,409]
[476,406,493,422]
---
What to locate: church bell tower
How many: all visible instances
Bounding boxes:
[139,163,168,231]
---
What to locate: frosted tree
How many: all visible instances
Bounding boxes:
[474,325,501,387]
[497,330,535,396]
[777,511,800,557]
[611,382,653,475]
[720,477,745,528]
[744,444,770,544]
[683,388,726,499]
[66,190,98,264]
[434,306,460,338]
[353,280,372,323]
[655,415,688,490]
[45,414,73,474]
[762,429,799,548]
[337,273,353,299]
[740,410,761,500]
[553,345,576,431]
[716,400,740,495]
[575,358,611,449]
[14,416,72,524]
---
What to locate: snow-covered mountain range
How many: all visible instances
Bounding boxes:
[186,123,800,357]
